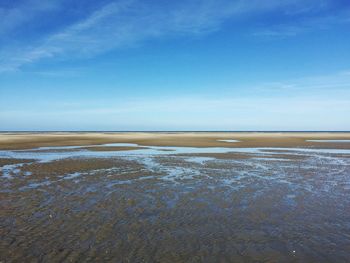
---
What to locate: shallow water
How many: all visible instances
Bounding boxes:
[217,139,240,142]
[306,139,350,143]
[1,143,350,262]
[2,143,350,163]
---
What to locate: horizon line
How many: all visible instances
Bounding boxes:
[1,130,350,133]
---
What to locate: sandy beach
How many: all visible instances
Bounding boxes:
[1,132,350,150]
[1,132,350,262]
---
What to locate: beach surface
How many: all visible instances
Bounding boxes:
[1,131,350,150]
[1,132,350,262]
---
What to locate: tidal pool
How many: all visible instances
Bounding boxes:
[306,139,350,143]
[1,143,350,262]
[217,139,240,143]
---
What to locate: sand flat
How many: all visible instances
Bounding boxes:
[1,132,350,150]
[1,132,350,262]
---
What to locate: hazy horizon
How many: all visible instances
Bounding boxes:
[1,130,350,133]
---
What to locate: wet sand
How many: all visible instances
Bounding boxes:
[1,132,350,262]
[1,132,350,150]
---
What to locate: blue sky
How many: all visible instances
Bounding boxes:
[1,0,350,131]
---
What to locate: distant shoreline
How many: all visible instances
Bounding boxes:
[1,131,350,133]
[1,131,350,150]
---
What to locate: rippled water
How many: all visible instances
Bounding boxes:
[306,139,350,143]
[1,143,350,262]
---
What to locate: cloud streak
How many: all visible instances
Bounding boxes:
[254,70,350,94]
[2,95,349,130]
[253,9,350,38]
[0,0,63,35]
[0,0,347,72]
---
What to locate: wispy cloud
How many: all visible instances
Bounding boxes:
[3,95,349,130]
[30,68,84,77]
[0,0,63,35]
[252,26,305,38]
[0,0,347,72]
[252,70,350,95]
[253,6,350,38]
[1,68,349,130]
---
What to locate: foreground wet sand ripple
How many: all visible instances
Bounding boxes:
[1,132,350,262]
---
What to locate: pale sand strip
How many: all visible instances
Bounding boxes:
[1,132,350,150]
